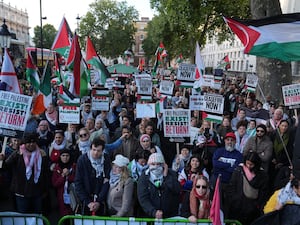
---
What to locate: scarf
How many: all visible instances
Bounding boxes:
[52,139,67,151]
[20,144,42,183]
[242,164,255,181]
[147,165,164,188]
[79,140,91,154]
[190,186,210,219]
[109,171,121,186]
[87,151,104,178]
[131,160,148,182]
[37,129,48,139]
[45,111,57,126]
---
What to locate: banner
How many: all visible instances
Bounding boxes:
[136,103,156,118]
[177,63,196,81]
[163,109,191,137]
[92,89,110,111]
[0,91,32,135]
[200,93,224,115]
[59,104,80,124]
[282,83,300,106]
[159,80,174,95]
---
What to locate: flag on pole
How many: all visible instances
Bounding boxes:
[223,13,300,62]
[152,42,165,76]
[176,54,183,64]
[26,51,40,92]
[202,112,223,124]
[218,55,231,70]
[31,60,52,115]
[0,49,21,93]
[66,33,89,97]
[85,36,110,84]
[210,175,224,225]
[51,17,73,58]
[194,41,205,91]
[138,57,145,71]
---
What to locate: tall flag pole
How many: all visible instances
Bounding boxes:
[85,36,110,85]
[0,49,21,93]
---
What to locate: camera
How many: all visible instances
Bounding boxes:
[204,128,211,139]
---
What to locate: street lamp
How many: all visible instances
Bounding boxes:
[0,19,11,49]
[40,0,47,69]
[76,14,80,32]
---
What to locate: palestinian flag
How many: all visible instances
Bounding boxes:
[85,36,110,85]
[152,42,165,76]
[137,95,152,102]
[202,112,223,124]
[218,55,231,70]
[32,61,52,115]
[26,51,40,92]
[51,17,72,58]
[66,34,89,97]
[176,54,183,64]
[223,13,300,62]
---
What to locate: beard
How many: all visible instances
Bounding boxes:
[225,145,235,152]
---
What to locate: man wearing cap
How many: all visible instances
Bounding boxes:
[1,132,49,213]
[137,153,180,219]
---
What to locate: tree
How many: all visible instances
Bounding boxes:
[78,0,138,59]
[251,0,292,105]
[32,24,57,49]
[145,0,250,62]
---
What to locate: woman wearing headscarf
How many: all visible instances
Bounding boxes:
[107,154,134,216]
[181,175,211,222]
[49,130,69,170]
[52,149,76,216]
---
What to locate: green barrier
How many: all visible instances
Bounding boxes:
[0,212,51,225]
[58,215,242,225]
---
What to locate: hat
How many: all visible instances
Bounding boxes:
[148,153,165,165]
[60,148,71,156]
[113,154,130,167]
[224,132,236,140]
[256,124,267,133]
[140,134,151,142]
[23,133,38,144]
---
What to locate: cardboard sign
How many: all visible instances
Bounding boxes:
[159,80,174,95]
[177,63,196,81]
[282,83,300,106]
[200,93,224,115]
[136,103,156,118]
[163,109,191,137]
[246,74,258,87]
[59,104,80,124]
[0,91,32,132]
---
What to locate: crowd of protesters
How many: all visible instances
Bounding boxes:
[0,70,300,225]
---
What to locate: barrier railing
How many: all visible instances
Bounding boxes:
[58,215,242,225]
[0,212,51,225]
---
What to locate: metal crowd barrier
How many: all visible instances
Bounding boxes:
[57,215,242,225]
[0,212,51,225]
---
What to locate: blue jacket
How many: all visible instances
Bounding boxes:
[212,147,243,183]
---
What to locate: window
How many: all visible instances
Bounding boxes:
[140,34,144,40]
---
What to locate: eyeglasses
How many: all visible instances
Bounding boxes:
[142,140,150,142]
[256,129,265,133]
[196,185,207,189]
[79,133,88,138]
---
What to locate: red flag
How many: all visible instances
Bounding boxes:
[210,175,224,225]
[224,55,231,69]
[138,58,145,71]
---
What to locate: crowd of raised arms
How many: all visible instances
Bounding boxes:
[0,73,299,225]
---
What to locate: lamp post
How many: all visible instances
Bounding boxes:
[40,0,47,69]
[76,14,80,33]
[0,19,11,61]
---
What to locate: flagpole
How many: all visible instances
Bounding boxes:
[40,0,47,69]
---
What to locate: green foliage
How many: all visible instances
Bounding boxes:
[146,0,250,61]
[78,0,138,58]
[32,24,57,49]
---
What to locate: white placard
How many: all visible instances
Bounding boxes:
[137,79,153,95]
[163,109,191,137]
[92,95,110,111]
[246,74,258,87]
[177,63,196,81]
[136,103,156,118]
[0,91,32,131]
[159,80,174,95]
[202,74,214,86]
[189,95,204,110]
[282,83,300,106]
[200,93,224,115]
[105,78,115,89]
[59,105,80,124]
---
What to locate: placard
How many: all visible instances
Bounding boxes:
[163,109,191,137]
[200,93,224,115]
[59,104,80,124]
[137,79,152,95]
[159,80,174,95]
[105,78,115,89]
[0,91,32,132]
[177,63,196,81]
[245,74,258,87]
[136,103,156,118]
[92,89,110,111]
[189,95,204,110]
[282,83,300,106]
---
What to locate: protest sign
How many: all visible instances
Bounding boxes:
[246,74,259,88]
[202,74,214,87]
[189,95,204,111]
[136,103,156,118]
[105,78,115,89]
[200,93,224,115]
[163,109,191,137]
[137,78,152,95]
[177,63,196,81]
[190,126,200,144]
[59,104,80,124]
[92,89,110,111]
[0,91,32,137]
[282,83,300,106]
[159,80,174,95]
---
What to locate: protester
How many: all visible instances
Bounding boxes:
[234,120,250,153]
[49,130,69,170]
[107,154,134,216]
[172,147,191,174]
[36,120,54,153]
[138,134,162,154]
[137,153,180,218]
[75,137,111,216]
